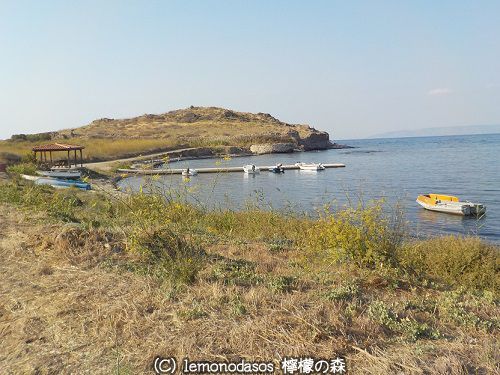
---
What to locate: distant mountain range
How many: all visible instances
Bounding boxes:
[371,124,500,139]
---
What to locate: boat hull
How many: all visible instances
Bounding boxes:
[416,194,486,216]
[37,170,81,179]
[243,165,260,174]
[35,178,91,190]
[416,199,469,215]
[295,162,325,171]
[269,167,285,173]
[182,169,198,176]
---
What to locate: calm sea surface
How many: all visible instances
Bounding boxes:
[119,134,500,242]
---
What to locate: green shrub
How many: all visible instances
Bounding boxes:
[48,190,83,222]
[399,236,499,292]
[10,132,52,142]
[301,202,404,269]
[267,275,296,293]
[268,238,293,253]
[6,162,37,176]
[437,290,497,330]
[211,259,262,286]
[368,300,440,341]
[325,280,360,301]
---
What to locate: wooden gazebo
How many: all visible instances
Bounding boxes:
[32,143,85,168]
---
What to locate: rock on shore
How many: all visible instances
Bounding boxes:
[250,143,296,154]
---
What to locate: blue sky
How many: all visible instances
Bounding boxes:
[0,0,499,140]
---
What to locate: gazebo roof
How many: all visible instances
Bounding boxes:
[32,143,85,152]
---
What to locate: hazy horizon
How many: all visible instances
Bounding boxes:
[1,1,499,140]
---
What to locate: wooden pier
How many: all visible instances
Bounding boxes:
[117,163,346,175]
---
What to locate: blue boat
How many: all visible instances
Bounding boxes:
[35,177,92,190]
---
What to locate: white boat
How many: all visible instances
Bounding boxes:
[37,170,81,179]
[295,162,325,171]
[21,174,39,181]
[416,194,486,216]
[21,174,91,190]
[181,168,198,176]
[243,164,260,174]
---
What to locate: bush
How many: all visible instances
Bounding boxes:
[301,202,404,269]
[0,152,21,164]
[399,236,499,292]
[128,227,205,285]
[6,162,37,176]
[10,132,52,142]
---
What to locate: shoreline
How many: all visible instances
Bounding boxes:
[86,142,354,172]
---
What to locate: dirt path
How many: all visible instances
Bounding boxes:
[84,147,201,171]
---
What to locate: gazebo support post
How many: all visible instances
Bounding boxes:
[80,149,83,167]
[67,150,70,167]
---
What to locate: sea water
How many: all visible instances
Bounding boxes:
[119,133,500,242]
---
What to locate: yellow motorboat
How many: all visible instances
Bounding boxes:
[416,194,486,216]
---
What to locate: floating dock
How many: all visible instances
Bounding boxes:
[117,163,346,175]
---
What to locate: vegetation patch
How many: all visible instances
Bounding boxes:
[211,259,262,287]
[325,280,361,302]
[368,300,440,341]
[399,236,499,292]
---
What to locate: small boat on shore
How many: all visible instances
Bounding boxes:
[35,178,91,190]
[21,174,91,190]
[295,162,325,171]
[243,164,260,174]
[21,174,38,181]
[269,164,285,173]
[37,170,81,179]
[416,194,486,216]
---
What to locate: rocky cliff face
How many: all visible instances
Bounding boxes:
[296,130,332,150]
[250,143,296,154]
[286,127,332,150]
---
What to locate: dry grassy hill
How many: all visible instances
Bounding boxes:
[1,107,333,162]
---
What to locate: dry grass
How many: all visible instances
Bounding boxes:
[0,200,498,374]
[0,138,176,162]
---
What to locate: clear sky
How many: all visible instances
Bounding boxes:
[1,0,499,140]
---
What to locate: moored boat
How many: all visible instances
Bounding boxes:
[37,170,81,179]
[182,168,198,176]
[243,164,260,174]
[295,162,325,171]
[416,194,486,216]
[269,164,285,173]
